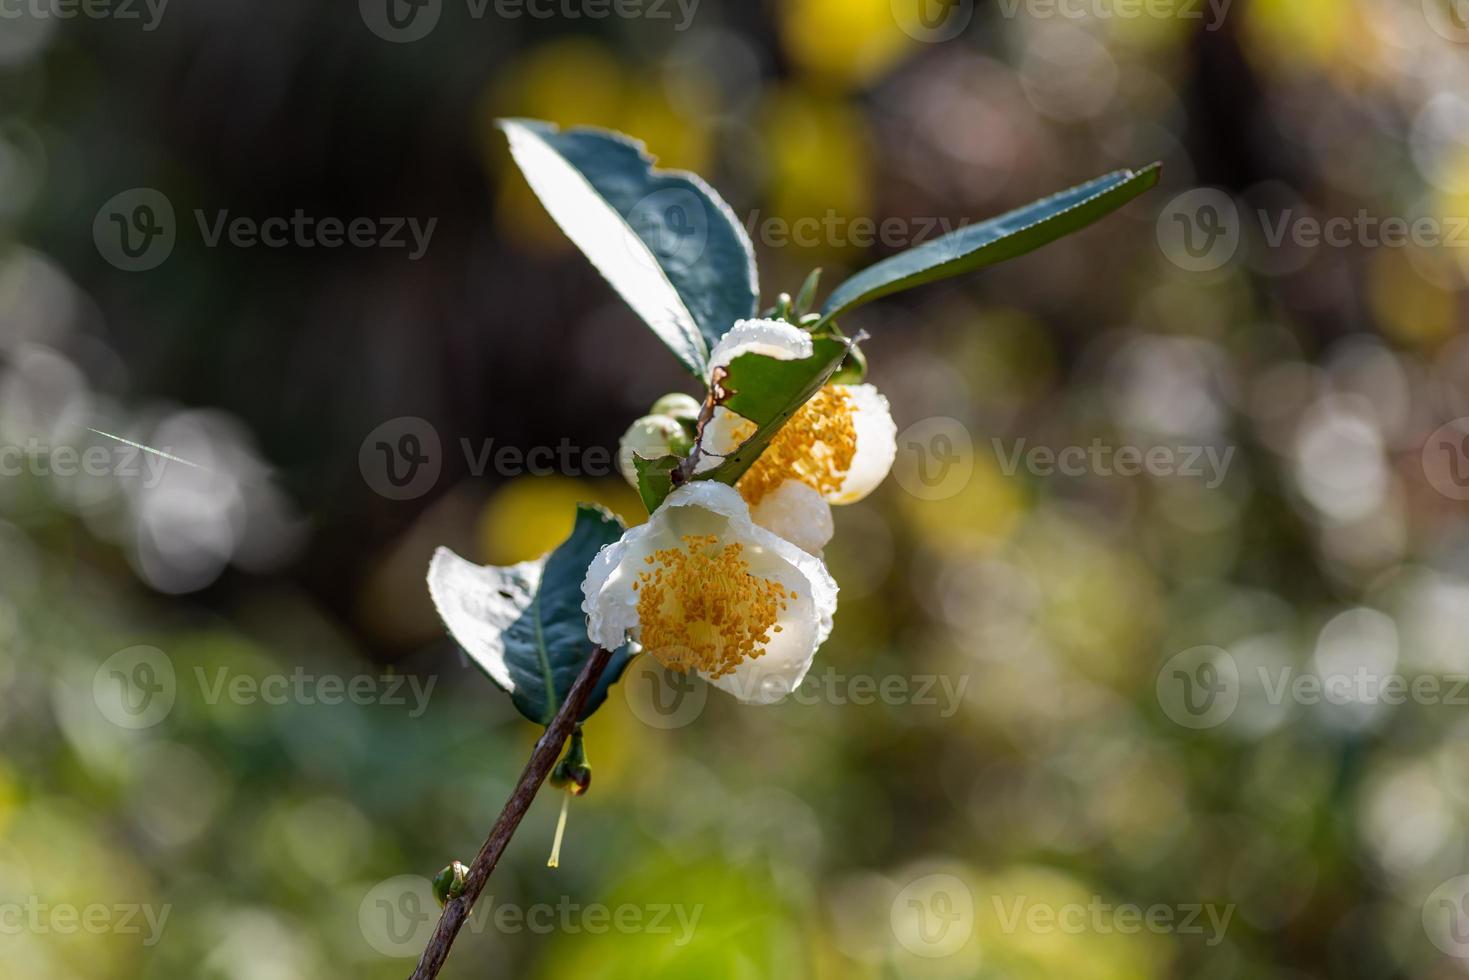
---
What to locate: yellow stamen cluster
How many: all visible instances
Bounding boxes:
[633,533,794,678]
[735,385,858,506]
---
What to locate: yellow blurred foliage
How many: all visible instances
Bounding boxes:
[895,454,1025,552]
[780,0,917,87]
[1369,246,1458,350]
[0,760,16,836]
[757,87,873,260]
[1242,0,1362,78]
[485,37,715,251]
[975,865,1171,979]
[477,475,644,566]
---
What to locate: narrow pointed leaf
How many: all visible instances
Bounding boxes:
[427,504,633,725]
[794,267,822,317]
[820,163,1161,321]
[499,118,759,376]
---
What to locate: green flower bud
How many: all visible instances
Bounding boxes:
[650,393,702,424]
[617,415,692,488]
[549,727,591,796]
[551,757,592,796]
[433,860,469,907]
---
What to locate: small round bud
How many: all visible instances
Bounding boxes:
[551,757,592,796]
[650,393,702,424]
[433,860,469,906]
[617,415,691,488]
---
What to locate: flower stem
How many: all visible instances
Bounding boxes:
[406,646,614,980]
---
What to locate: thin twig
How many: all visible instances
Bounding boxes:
[407,646,614,980]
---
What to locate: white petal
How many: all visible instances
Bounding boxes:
[707,318,812,377]
[829,384,897,504]
[749,478,834,556]
[692,406,755,475]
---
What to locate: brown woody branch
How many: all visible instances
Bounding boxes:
[407,646,614,980]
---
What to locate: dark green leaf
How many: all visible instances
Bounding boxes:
[427,504,633,725]
[499,118,759,376]
[820,163,1161,321]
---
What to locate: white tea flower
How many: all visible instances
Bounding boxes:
[581,481,837,704]
[692,317,896,551]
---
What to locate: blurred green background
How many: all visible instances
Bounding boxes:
[5,0,1469,977]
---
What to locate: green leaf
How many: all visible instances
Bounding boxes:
[694,335,856,486]
[632,453,680,513]
[498,118,759,376]
[793,267,822,318]
[819,163,1162,321]
[427,504,633,726]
